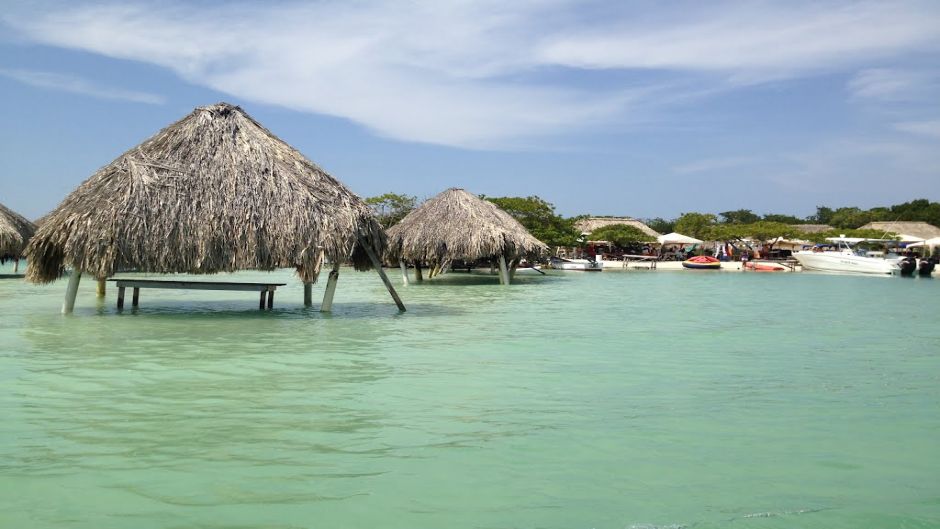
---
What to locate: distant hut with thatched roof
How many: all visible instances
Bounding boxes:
[386,188,547,285]
[0,203,36,273]
[26,102,403,313]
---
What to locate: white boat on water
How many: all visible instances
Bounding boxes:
[793,238,901,275]
[548,257,603,271]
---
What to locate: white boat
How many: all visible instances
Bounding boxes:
[793,238,901,275]
[548,257,603,271]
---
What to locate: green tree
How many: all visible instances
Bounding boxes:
[828,207,873,229]
[588,224,655,247]
[762,213,804,224]
[645,217,675,234]
[674,212,717,240]
[365,192,416,229]
[810,206,835,224]
[484,195,581,247]
[718,209,760,224]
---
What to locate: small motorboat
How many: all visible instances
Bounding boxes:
[682,255,721,270]
[548,257,603,271]
[744,261,788,272]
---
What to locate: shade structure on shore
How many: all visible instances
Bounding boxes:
[25,102,404,312]
[0,202,36,262]
[657,232,703,245]
[385,188,547,284]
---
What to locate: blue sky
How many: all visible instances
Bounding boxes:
[1,0,939,220]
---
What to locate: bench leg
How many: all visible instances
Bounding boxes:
[117,286,125,309]
[132,287,140,307]
[267,289,274,309]
[259,290,267,310]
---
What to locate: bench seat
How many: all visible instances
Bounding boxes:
[107,279,287,309]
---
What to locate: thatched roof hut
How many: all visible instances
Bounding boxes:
[386,188,547,284]
[0,202,36,262]
[26,102,403,311]
[859,221,940,241]
[575,216,660,238]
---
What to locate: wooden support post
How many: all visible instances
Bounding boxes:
[303,282,312,306]
[96,278,106,297]
[132,287,140,307]
[414,261,423,282]
[117,286,126,309]
[360,238,406,312]
[399,260,409,286]
[267,288,274,309]
[509,259,518,281]
[62,270,82,314]
[259,290,267,309]
[13,259,19,273]
[320,263,340,312]
[498,255,511,286]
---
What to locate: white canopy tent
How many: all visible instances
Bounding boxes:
[905,237,940,249]
[657,232,703,245]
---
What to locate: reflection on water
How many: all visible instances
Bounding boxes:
[1,268,939,528]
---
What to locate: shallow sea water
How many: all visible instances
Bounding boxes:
[1,262,938,529]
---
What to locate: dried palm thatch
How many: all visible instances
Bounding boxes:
[0,202,36,262]
[386,188,547,264]
[25,102,384,284]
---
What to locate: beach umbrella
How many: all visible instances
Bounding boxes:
[385,188,548,285]
[26,102,403,313]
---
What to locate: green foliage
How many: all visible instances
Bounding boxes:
[762,213,805,224]
[483,195,581,247]
[588,224,655,246]
[718,209,760,224]
[674,212,717,240]
[708,221,801,242]
[365,193,417,229]
[810,199,940,228]
[645,217,675,234]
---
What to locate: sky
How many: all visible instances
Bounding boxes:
[1,0,938,220]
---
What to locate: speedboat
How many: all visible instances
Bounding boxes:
[793,238,901,275]
[548,257,603,271]
[744,261,789,272]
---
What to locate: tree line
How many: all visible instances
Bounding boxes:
[366,193,940,247]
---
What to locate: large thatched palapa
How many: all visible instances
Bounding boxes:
[26,102,403,312]
[0,202,36,269]
[386,188,547,284]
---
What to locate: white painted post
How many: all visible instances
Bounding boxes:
[62,270,82,314]
[399,260,409,286]
[320,263,340,312]
[303,282,312,306]
[498,255,510,286]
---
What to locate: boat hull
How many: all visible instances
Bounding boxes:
[548,258,603,271]
[794,252,899,275]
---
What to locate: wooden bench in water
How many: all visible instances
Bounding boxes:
[107,279,287,310]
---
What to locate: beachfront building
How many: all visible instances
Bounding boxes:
[0,203,36,273]
[385,188,547,285]
[25,102,403,313]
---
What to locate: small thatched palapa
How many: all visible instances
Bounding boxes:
[386,188,547,284]
[0,202,36,263]
[26,102,404,311]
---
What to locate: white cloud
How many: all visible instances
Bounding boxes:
[673,156,759,175]
[3,1,939,148]
[894,120,940,138]
[0,68,164,104]
[847,68,939,101]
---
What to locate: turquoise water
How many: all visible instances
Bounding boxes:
[1,263,938,529]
